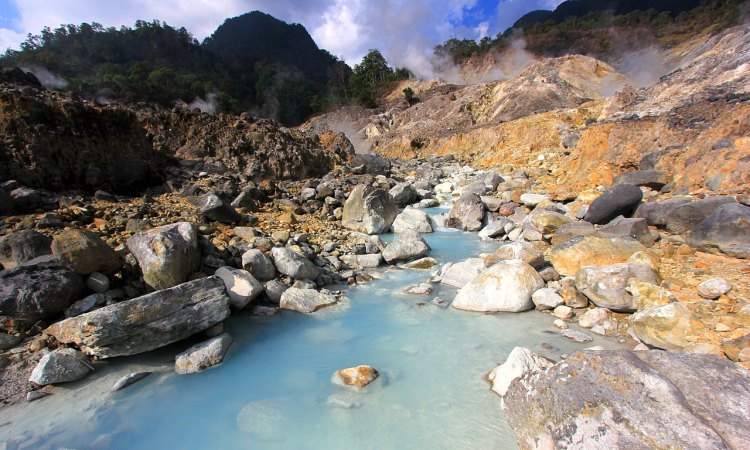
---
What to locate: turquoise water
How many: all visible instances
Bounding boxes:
[0,211,624,449]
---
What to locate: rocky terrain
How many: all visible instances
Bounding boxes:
[0,21,748,450]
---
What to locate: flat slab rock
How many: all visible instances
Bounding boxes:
[45,276,231,358]
[503,350,750,450]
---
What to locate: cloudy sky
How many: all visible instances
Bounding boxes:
[0,0,563,65]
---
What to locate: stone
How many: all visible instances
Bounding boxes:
[65,292,109,318]
[626,281,674,309]
[175,333,233,374]
[519,193,549,207]
[0,332,21,351]
[452,260,544,313]
[575,263,659,312]
[483,241,545,268]
[351,154,391,175]
[687,203,750,258]
[0,230,52,269]
[392,207,433,233]
[86,272,110,293]
[578,308,609,328]
[271,247,319,280]
[665,196,736,234]
[613,170,670,190]
[332,365,379,389]
[279,288,337,313]
[198,193,241,224]
[382,230,431,263]
[264,279,288,304]
[29,348,92,386]
[440,258,487,288]
[215,267,263,310]
[233,227,257,242]
[598,217,654,246]
[10,187,42,212]
[388,182,418,206]
[52,229,123,276]
[634,198,692,227]
[487,347,552,396]
[723,334,750,362]
[404,283,433,295]
[583,184,643,225]
[241,249,276,281]
[560,328,593,343]
[549,235,646,277]
[630,302,695,351]
[550,221,596,246]
[0,258,85,321]
[503,350,750,450]
[342,185,398,235]
[696,278,732,299]
[480,196,504,212]
[45,276,231,358]
[553,319,568,329]
[111,372,152,392]
[478,219,512,239]
[528,209,574,234]
[127,222,201,290]
[340,253,382,269]
[531,288,564,310]
[445,193,485,231]
[26,391,50,402]
[551,305,572,319]
[401,257,438,269]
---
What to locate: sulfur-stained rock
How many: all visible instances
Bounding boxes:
[549,235,646,277]
[575,263,659,312]
[52,229,123,275]
[626,281,675,310]
[629,302,695,351]
[127,222,201,290]
[342,185,398,235]
[332,365,379,389]
[452,260,543,312]
[528,209,574,234]
[483,241,544,268]
[45,276,231,358]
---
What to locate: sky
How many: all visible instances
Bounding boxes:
[0,0,564,65]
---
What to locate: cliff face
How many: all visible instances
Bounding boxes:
[304,24,750,197]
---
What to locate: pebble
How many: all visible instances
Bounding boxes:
[86,272,110,293]
[553,319,568,329]
[696,278,732,300]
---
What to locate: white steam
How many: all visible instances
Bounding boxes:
[20,65,68,89]
[188,92,219,114]
[616,47,676,89]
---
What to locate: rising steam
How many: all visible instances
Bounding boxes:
[188,92,219,114]
[21,66,69,89]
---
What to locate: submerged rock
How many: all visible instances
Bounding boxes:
[29,348,92,386]
[175,333,233,374]
[342,185,398,235]
[503,350,750,450]
[452,260,544,312]
[279,288,337,313]
[111,372,152,392]
[45,276,231,358]
[332,365,379,389]
[127,222,201,290]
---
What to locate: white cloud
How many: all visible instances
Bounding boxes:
[0,27,25,52]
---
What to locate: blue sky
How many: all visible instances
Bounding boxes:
[0,0,563,65]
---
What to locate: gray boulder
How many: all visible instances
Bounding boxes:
[445,193,485,231]
[452,260,544,312]
[584,184,643,225]
[634,198,692,227]
[598,217,654,246]
[382,230,431,263]
[666,196,736,234]
[45,276,231,358]
[687,202,750,258]
[613,170,670,190]
[0,258,85,321]
[127,222,201,290]
[175,333,233,374]
[271,247,320,280]
[340,253,382,269]
[29,348,92,386]
[392,207,433,233]
[280,288,337,313]
[241,249,276,281]
[342,185,398,234]
[51,229,123,275]
[351,154,391,175]
[10,187,42,212]
[0,230,52,269]
[264,279,288,304]
[198,193,241,224]
[503,350,750,450]
[575,262,659,312]
[389,182,418,206]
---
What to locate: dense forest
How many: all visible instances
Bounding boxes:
[435,0,745,61]
[0,12,406,125]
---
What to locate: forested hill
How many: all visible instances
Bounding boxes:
[0,12,351,126]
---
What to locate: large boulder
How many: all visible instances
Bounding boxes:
[487,347,552,396]
[445,193,485,231]
[575,262,660,312]
[452,260,544,312]
[503,350,750,450]
[440,258,487,288]
[175,333,233,374]
[29,348,92,386]
[629,302,695,351]
[241,249,276,281]
[271,247,320,280]
[0,230,52,269]
[549,235,646,277]
[279,288,337,313]
[483,241,545,268]
[687,202,750,258]
[388,182,418,207]
[598,217,654,246]
[583,184,643,225]
[51,229,123,275]
[634,198,692,227]
[45,276,231,358]
[214,267,263,310]
[342,185,398,235]
[392,207,433,233]
[382,230,431,263]
[0,258,85,322]
[126,222,201,290]
[665,196,736,234]
[613,170,670,190]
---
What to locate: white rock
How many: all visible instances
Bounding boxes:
[579,308,610,328]
[214,267,263,310]
[29,348,92,386]
[452,260,544,312]
[553,305,573,319]
[392,208,434,233]
[532,288,564,310]
[440,258,487,288]
[696,278,732,300]
[520,193,549,207]
[487,347,553,396]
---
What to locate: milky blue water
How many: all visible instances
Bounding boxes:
[0,209,624,450]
